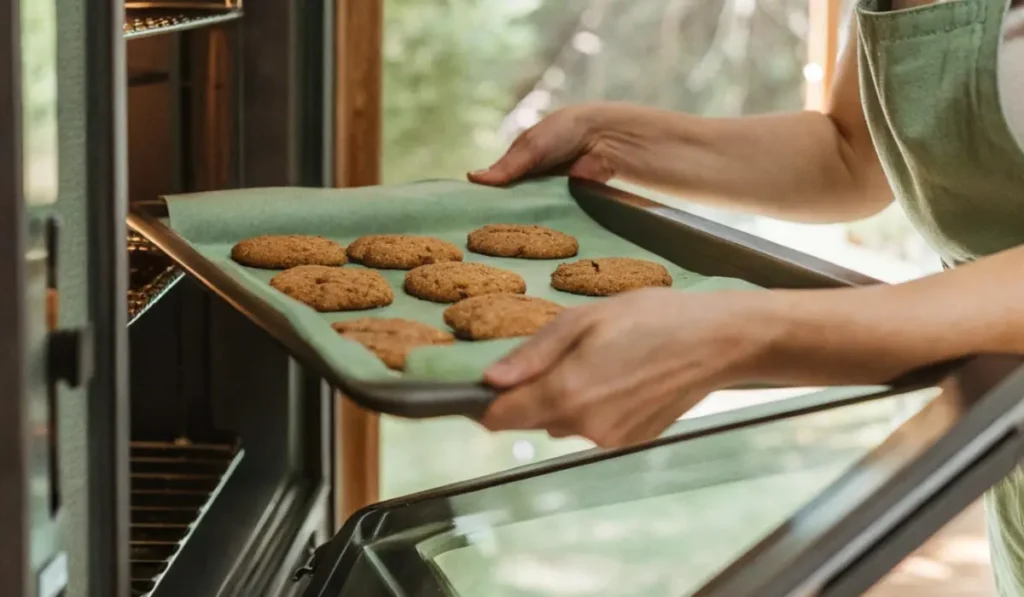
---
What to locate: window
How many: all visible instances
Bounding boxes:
[381,0,857,500]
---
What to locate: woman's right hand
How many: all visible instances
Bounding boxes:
[468,102,634,187]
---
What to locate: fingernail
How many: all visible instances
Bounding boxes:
[469,168,489,177]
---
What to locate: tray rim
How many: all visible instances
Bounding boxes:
[125,178,916,418]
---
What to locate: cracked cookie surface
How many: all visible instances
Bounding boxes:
[444,294,563,340]
[332,318,454,370]
[550,257,672,296]
[270,265,393,311]
[404,262,526,303]
[467,224,578,259]
[346,234,463,269]
[231,234,348,269]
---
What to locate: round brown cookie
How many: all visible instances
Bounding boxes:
[344,235,383,262]
[346,234,463,269]
[270,265,393,312]
[467,224,579,259]
[551,257,672,296]
[443,294,564,340]
[404,262,526,303]
[231,234,348,269]
[332,318,454,370]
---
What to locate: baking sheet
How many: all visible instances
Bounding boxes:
[163,177,763,383]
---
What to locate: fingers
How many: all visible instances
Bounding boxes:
[485,363,712,449]
[484,307,595,388]
[468,158,530,187]
[468,109,591,186]
[469,149,614,186]
[482,355,583,430]
[468,130,547,186]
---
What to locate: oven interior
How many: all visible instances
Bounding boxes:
[122,2,333,595]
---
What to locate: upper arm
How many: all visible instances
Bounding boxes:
[826,19,892,210]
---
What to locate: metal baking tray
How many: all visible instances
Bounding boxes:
[128,179,894,419]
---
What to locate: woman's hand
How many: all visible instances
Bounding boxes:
[479,246,1024,449]
[467,103,619,186]
[480,288,782,448]
[467,102,689,188]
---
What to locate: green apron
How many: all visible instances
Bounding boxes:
[858,0,1024,592]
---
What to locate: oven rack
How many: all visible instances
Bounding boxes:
[129,440,242,597]
[128,232,183,325]
[124,7,242,40]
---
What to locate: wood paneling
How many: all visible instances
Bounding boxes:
[333,0,384,526]
[334,0,383,188]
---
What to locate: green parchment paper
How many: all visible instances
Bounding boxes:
[163,177,763,383]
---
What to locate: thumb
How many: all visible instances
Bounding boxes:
[568,153,615,182]
[485,308,593,388]
[468,142,539,187]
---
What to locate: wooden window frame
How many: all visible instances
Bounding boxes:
[333,0,383,527]
[805,0,843,110]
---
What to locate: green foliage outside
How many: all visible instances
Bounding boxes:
[382,0,808,185]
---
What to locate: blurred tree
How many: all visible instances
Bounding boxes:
[383,0,810,184]
[382,0,541,183]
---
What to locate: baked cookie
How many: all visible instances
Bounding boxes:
[231,234,348,269]
[551,258,672,296]
[332,318,454,370]
[404,262,526,303]
[270,265,393,312]
[467,224,578,259]
[444,294,564,340]
[346,234,463,269]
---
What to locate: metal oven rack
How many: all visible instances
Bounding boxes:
[123,0,237,325]
[129,440,242,597]
[128,232,183,324]
[124,1,243,40]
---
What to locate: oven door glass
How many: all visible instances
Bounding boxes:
[19,0,59,207]
[299,358,1024,597]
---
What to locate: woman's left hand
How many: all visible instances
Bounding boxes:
[480,288,781,448]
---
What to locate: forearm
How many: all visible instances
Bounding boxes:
[755,246,1024,385]
[592,104,890,223]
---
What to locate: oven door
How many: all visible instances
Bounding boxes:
[296,356,1024,597]
[1,0,130,595]
[1,0,74,594]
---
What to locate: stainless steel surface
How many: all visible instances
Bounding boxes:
[85,0,132,592]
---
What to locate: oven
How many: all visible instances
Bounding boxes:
[124,2,336,595]
[2,1,336,596]
[8,0,1024,596]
